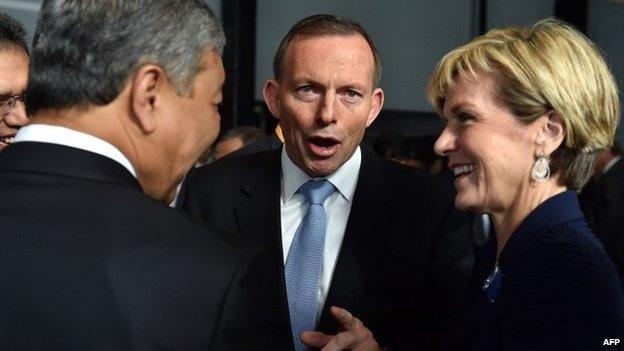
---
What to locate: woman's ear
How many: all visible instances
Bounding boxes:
[536,111,565,155]
[130,64,166,134]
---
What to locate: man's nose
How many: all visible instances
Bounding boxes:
[318,93,336,125]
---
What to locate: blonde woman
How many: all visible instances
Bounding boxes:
[428,19,624,350]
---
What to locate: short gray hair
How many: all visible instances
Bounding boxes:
[27,0,225,115]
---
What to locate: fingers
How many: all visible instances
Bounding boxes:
[321,330,379,351]
[321,331,357,351]
[301,331,332,348]
[329,306,361,331]
[318,306,380,351]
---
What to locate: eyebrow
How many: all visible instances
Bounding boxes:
[342,83,369,92]
[0,90,25,99]
[447,101,477,116]
[291,77,370,91]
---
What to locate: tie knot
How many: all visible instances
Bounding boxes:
[298,179,335,205]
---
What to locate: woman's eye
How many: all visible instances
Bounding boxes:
[458,112,475,124]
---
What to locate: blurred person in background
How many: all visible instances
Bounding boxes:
[228,123,285,157]
[372,133,447,175]
[0,12,29,150]
[371,132,405,162]
[213,125,266,160]
[580,141,624,281]
[171,126,266,207]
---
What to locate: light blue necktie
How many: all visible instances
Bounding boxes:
[285,179,335,351]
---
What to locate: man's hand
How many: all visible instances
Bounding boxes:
[301,306,381,351]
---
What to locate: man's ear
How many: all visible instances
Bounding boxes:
[130,64,167,134]
[366,87,384,127]
[263,79,281,120]
[536,111,565,155]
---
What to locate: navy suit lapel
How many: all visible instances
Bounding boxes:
[318,150,391,332]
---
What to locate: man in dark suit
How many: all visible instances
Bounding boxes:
[0,1,290,349]
[580,143,624,281]
[180,14,473,350]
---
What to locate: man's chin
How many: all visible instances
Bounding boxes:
[303,159,341,178]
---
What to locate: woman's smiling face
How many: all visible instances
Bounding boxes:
[434,73,539,214]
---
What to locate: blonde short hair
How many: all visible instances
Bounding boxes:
[427,19,620,189]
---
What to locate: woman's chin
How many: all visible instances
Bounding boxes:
[454,194,483,213]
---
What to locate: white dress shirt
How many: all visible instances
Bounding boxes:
[280,146,361,317]
[14,124,137,178]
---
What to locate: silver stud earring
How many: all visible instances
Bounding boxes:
[531,152,550,182]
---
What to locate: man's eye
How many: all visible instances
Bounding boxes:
[346,90,361,98]
[297,85,314,93]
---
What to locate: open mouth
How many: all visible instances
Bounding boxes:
[307,136,340,157]
[452,164,475,180]
[0,136,15,146]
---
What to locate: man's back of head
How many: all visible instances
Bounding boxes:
[0,1,292,350]
[26,0,226,201]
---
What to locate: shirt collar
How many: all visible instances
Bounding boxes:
[498,190,584,271]
[281,146,361,204]
[14,124,137,178]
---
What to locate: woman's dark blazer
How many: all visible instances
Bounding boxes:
[456,191,624,350]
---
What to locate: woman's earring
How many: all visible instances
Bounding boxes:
[531,152,550,182]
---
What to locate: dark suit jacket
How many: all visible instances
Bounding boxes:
[580,158,624,280]
[175,132,282,209]
[180,148,474,350]
[0,142,291,350]
[467,192,624,350]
